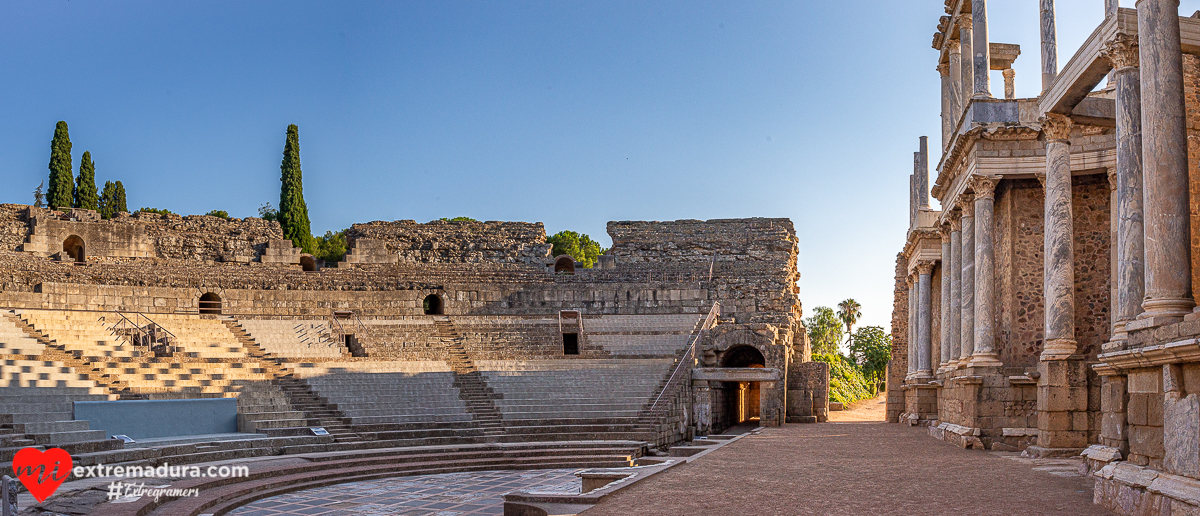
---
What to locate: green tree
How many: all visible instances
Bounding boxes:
[205,210,230,219]
[812,353,874,405]
[848,326,892,393]
[836,298,862,346]
[546,230,606,268]
[277,124,312,252]
[74,151,99,210]
[113,181,128,214]
[440,217,479,222]
[258,203,278,222]
[33,181,46,208]
[136,207,173,216]
[47,121,73,210]
[98,181,116,218]
[804,306,843,355]
[313,230,348,263]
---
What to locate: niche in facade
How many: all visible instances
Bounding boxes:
[300,256,317,272]
[562,333,579,355]
[63,235,85,263]
[554,256,575,274]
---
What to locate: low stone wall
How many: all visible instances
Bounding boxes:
[785,361,830,423]
[345,219,552,264]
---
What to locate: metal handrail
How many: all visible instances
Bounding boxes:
[107,311,178,355]
[648,302,721,412]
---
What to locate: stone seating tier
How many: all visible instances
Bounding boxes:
[236,319,345,358]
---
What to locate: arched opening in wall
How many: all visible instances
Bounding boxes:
[721,345,765,425]
[721,345,766,368]
[199,293,222,315]
[423,294,444,316]
[300,256,317,272]
[63,235,85,263]
[554,256,575,274]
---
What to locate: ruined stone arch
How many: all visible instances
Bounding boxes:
[300,255,317,272]
[554,255,575,274]
[62,235,85,263]
[199,292,222,315]
[423,293,444,315]
[721,344,766,368]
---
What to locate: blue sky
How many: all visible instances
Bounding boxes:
[0,1,1194,333]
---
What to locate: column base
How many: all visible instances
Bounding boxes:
[968,353,1003,367]
[1139,297,1194,322]
[1040,338,1077,361]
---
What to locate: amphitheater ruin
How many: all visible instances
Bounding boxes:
[893,0,1200,513]
[0,203,826,514]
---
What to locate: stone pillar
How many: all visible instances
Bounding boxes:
[916,261,934,378]
[693,380,712,436]
[1106,0,1120,17]
[1099,374,1129,455]
[1101,34,1145,344]
[917,140,930,209]
[972,0,991,99]
[907,276,917,377]
[971,176,1003,367]
[960,193,976,364]
[1162,363,1200,476]
[940,226,953,372]
[1041,113,1077,359]
[959,16,974,113]
[1137,0,1195,321]
[940,63,952,150]
[949,213,963,365]
[1040,0,1058,92]
[1003,68,1015,99]
[949,40,964,127]
[909,174,916,229]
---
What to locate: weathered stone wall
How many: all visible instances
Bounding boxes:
[1184,54,1200,305]
[995,179,1046,369]
[607,218,797,266]
[785,361,830,423]
[0,205,30,252]
[887,254,909,423]
[345,219,552,264]
[1072,174,1112,361]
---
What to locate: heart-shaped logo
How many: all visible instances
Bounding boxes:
[12,447,73,503]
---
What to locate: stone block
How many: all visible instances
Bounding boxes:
[1164,393,1200,478]
[1130,425,1166,460]
[1128,393,1149,426]
[1103,376,1128,412]
[1130,370,1162,394]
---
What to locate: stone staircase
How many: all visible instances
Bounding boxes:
[434,317,506,437]
[3,311,146,399]
[221,318,361,443]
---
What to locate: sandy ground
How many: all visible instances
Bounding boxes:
[583,413,1111,516]
[827,393,887,422]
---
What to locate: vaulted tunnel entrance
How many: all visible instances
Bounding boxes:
[721,345,766,425]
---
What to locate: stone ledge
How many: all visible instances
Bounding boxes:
[1095,338,1200,374]
[1022,445,1085,458]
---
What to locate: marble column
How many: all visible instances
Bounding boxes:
[1040,0,1058,92]
[917,137,930,209]
[1100,34,1145,343]
[949,40,964,127]
[971,176,1003,367]
[949,213,963,365]
[1041,113,1077,359]
[972,0,991,99]
[939,226,953,372]
[909,174,916,229]
[940,63,952,150]
[1137,0,1195,321]
[960,193,976,364]
[959,16,974,114]
[907,276,917,376]
[1003,69,1015,99]
[1106,0,1120,17]
[917,262,935,378]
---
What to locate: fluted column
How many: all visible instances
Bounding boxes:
[949,40,963,129]
[939,225,953,372]
[949,213,963,365]
[1100,34,1145,343]
[1137,0,1195,321]
[960,193,976,363]
[1040,0,1058,92]
[917,262,935,378]
[971,176,1003,366]
[1041,113,1077,359]
[959,16,974,114]
[972,0,991,99]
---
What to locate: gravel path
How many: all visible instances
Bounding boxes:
[584,422,1112,516]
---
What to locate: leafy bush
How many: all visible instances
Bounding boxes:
[812,353,874,405]
[313,230,348,263]
[440,216,478,222]
[546,230,606,269]
[137,207,174,216]
[205,210,230,219]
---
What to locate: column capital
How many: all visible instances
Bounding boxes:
[1035,172,1047,187]
[1002,68,1015,80]
[1040,113,1074,142]
[916,261,936,275]
[969,175,1000,200]
[1099,33,1139,70]
[940,223,953,240]
[957,14,973,31]
[948,38,961,54]
[948,213,962,231]
[1107,167,1117,190]
[938,62,950,77]
[958,191,976,210]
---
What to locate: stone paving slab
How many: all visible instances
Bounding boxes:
[584,422,1114,516]
[228,469,581,516]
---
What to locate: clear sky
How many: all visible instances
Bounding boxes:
[1,1,1195,335]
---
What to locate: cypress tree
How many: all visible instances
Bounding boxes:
[278,124,312,251]
[74,151,99,210]
[98,181,116,219]
[47,121,73,210]
[113,181,128,214]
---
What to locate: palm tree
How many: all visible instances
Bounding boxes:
[837,299,862,347]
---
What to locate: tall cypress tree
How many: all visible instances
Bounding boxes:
[74,151,99,210]
[113,181,128,214]
[278,124,312,251]
[47,121,73,210]
[98,181,116,219]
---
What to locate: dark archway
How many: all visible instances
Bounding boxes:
[63,235,85,263]
[423,294,444,315]
[199,292,222,315]
[300,256,317,272]
[554,256,575,274]
[721,345,766,368]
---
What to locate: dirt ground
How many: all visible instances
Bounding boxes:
[584,402,1111,516]
[827,393,887,422]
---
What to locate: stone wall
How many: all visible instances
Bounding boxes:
[995,179,1046,368]
[345,219,552,264]
[887,254,908,423]
[0,205,30,252]
[786,361,830,423]
[607,218,797,267]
